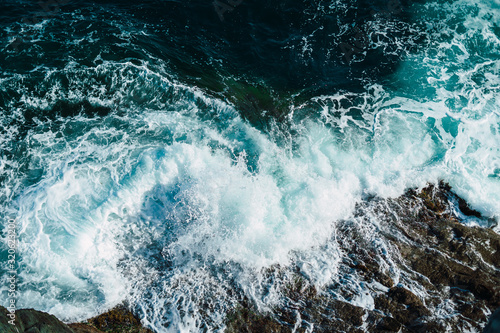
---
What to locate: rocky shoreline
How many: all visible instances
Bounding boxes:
[226,182,500,332]
[1,183,499,332]
[0,304,153,333]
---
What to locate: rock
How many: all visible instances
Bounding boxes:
[374,287,431,328]
[387,287,423,307]
[225,182,500,332]
[0,306,74,333]
[67,323,104,333]
[375,316,402,332]
[77,305,154,333]
[225,305,287,333]
[0,305,152,333]
[2,182,499,333]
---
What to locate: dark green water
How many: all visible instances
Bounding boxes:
[0,0,499,331]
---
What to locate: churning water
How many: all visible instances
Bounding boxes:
[0,0,499,331]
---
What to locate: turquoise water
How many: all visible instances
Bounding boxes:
[0,0,499,331]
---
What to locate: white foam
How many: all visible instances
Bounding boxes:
[0,0,499,329]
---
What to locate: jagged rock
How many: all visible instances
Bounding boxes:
[225,182,500,332]
[82,305,153,333]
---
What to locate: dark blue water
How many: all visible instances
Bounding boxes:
[0,0,499,331]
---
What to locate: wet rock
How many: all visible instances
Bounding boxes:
[67,323,104,333]
[3,182,499,333]
[376,317,402,332]
[225,305,287,333]
[374,287,431,328]
[0,306,74,333]
[387,287,423,307]
[78,305,154,333]
[0,305,152,333]
[226,182,500,332]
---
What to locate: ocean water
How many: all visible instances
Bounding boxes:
[0,0,499,331]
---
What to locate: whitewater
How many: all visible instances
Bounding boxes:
[0,0,499,331]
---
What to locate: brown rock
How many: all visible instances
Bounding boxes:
[225,306,286,333]
[85,305,154,333]
[68,323,104,333]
